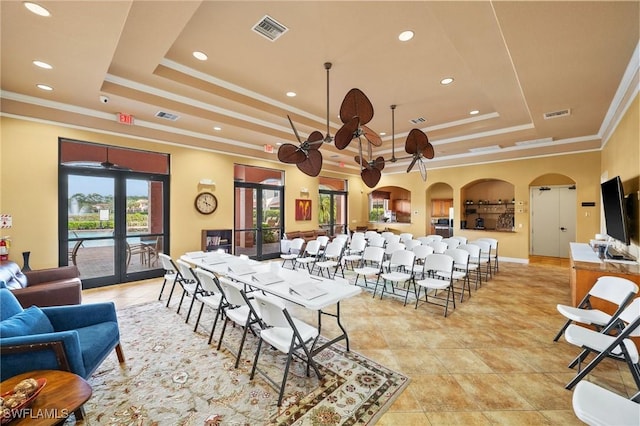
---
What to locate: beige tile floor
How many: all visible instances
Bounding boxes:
[82,257,637,425]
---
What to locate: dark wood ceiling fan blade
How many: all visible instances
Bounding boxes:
[354,155,366,167]
[361,167,382,188]
[405,128,429,154]
[362,125,382,147]
[334,116,359,150]
[297,150,323,177]
[339,88,374,125]
[406,155,418,173]
[306,131,324,150]
[278,143,306,164]
[423,141,435,159]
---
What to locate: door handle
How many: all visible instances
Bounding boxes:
[560,227,567,231]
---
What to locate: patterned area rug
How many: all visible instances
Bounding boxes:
[84,300,409,425]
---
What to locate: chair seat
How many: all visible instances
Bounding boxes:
[280,253,298,260]
[416,277,451,291]
[564,324,639,363]
[316,260,338,268]
[439,270,466,280]
[76,321,121,377]
[380,271,411,283]
[260,318,319,354]
[182,283,198,295]
[343,254,363,263]
[353,266,379,276]
[572,381,640,426]
[196,293,222,308]
[226,305,252,326]
[556,305,611,326]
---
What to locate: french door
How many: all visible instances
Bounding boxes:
[319,189,347,236]
[59,169,169,288]
[234,182,283,260]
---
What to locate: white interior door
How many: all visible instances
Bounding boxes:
[531,186,576,257]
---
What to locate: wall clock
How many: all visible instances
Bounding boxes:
[194,192,218,215]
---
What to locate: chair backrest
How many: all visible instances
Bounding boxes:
[385,234,401,245]
[405,240,422,251]
[303,240,321,256]
[252,292,289,328]
[368,235,386,248]
[469,240,491,259]
[351,232,366,242]
[348,237,367,253]
[317,235,330,248]
[288,238,306,253]
[458,243,481,261]
[445,248,470,266]
[389,249,416,269]
[365,230,379,240]
[158,253,177,273]
[478,237,498,251]
[362,246,385,264]
[450,236,468,244]
[194,268,221,294]
[429,241,448,254]
[323,241,343,258]
[589,276,639,306]
[617,298,640,337]
[426,234,443,241]
[218,277,247,306]
[176,259,197,282]
[399,233,413,244]
[385,242,406,256]
[412,245,434,262]
[380,231,394,240]
[441,238,460,249]
[424,253,454,276]
[416,236,432,245]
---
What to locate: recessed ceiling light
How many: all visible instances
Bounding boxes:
[398,30,414,42]
[192,51,208,61]
[286,91,296,97]
[23,2,50,16]
[440,77,454,85]
[32,60,52,69]
[213,126,222,131]
[469,110,479,115]
[36,84,53,91]
[380,132,387,136]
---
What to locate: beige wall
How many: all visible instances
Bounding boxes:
[2,93,638,267]
[601,94,639,255]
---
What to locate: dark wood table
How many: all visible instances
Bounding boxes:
[0,370,92,425]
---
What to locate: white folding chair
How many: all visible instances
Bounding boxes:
[367,234,386,248]
[376,249,416,305]
[193,268,225,344]
[444,248,472,302]
[294,240,322,273]
[469,240,492,281]
[353,246,385,288]
[158,253,180,304]
[415,254,456,317]
[441,238,460,249]
[384,234,401,245]
[564,298,640,390]
[175,259,203,323]
[553,276,638,342]
[572,381,640,426]
[216,277,263,368]
[405,239,423,251]
[249,292,322,407]
[410,245,435,279]
[280,237,305,269]
[458,243,482,289]
[315,240,345,278]
[450,235,468,245]
[478,237,499,274]
[428,241,448,254]
[399,232,413,244]
[343,237,367,270]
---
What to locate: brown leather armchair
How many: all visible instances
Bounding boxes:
[0,261,82,307]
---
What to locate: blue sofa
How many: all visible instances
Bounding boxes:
[0,287,124,381]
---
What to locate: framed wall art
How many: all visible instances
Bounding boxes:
[295,199,312,221]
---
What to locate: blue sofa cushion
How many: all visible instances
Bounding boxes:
[0,287,24,320]
[0,306,54,337]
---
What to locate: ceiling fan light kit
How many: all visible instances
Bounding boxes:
[277,63,435,187]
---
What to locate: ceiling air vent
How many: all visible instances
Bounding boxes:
[252,15,288,41]
[469,145,501,153]
[543,109,571,120]
[409,117,426,125]
[155,111,180,121]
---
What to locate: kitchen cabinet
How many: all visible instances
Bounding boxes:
[431,199,453,217]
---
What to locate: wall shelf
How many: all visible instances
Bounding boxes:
[201,229,232,253]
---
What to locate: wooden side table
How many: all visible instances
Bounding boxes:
[0,370,92,425]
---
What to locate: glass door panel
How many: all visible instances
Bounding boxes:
[234,184,282,260]
[125,179,164,273]
[67,175,116,280]
[261,188,282,257]
[235,186,257,257]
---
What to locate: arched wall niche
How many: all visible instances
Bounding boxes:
[426,182,454,234]
[369,185,411,223]
[461,178,515,230]
[530,173,576,186]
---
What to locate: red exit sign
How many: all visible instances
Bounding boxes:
[117,113,134,125]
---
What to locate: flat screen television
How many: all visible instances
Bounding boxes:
[601,176,630,245]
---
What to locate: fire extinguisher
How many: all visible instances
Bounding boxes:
[0,238,8,261]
